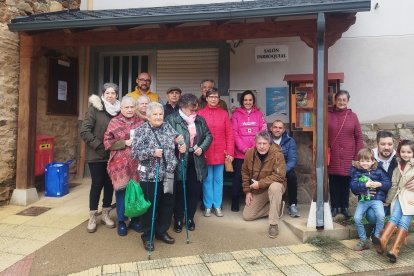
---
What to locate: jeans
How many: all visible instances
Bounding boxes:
[328,174,351,209]
[115,189,127,222]
[88,162,114,211]
[354,200,385,240]
[203,165,224,209]
[366,204,389,226]
[389,198,413,231]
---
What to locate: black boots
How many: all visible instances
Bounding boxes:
[331,207,351,218]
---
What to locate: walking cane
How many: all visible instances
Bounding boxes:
[148,158,160,260]
[181,155,190,244]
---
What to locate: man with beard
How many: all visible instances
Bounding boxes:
[127,72,161,103]
[366,131,414,244]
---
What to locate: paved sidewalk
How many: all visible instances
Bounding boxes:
[1,179,414,275]
[0,179,90,273]
[67,239,414,276]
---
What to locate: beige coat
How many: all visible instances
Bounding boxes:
[386,158,414,215]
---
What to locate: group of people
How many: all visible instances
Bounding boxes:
[80,71,413,261]
[328,90,414,263]
[80,72,301,251]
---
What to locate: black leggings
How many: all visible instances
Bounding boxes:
[286,170,298,206]
[328,174,351,209]
[88,162,113,211]
[231,158,244,199]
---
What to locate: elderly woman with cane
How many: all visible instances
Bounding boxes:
[104,96,144,236]
[167,93,212,233]
[132,102,186,252]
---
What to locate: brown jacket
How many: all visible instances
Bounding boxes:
[242,144,286,195]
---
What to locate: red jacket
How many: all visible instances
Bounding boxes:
[328,107,364,176]
[198,105,234,165]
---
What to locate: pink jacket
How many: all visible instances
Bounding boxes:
[231,106,267,159]
[328,107,364,176]
[198,105,234,165]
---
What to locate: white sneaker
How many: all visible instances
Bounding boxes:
[203,208,212,217]
[288,204,300,218]
[214,208,224,217]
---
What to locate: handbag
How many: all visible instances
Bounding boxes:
[328,110,349,166]
[124,179,151,217]
[225,159,234,172]
[224,151,234,172]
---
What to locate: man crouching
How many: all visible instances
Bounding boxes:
[242,130,287,238]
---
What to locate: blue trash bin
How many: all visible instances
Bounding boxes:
[45,160,73,197]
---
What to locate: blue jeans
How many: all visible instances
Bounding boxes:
[203,165,224,209]
[354,200,385,240]
[389,198,413,231]
[115,189,128,222]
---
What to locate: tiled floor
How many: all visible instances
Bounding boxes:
[65,239,414,275]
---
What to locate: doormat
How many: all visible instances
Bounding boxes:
[17,206,51,216]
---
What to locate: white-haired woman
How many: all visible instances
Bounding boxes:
[104,96,144,236]
[132,102,186,251]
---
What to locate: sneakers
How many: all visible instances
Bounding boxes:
[268,224,279,238]
[288,204,300,218]
[203,208,212,217]
[214,208,224,217]
[354,240,370,251]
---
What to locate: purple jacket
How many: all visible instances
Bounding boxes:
[328,107,364,176]
[231,106,267,159]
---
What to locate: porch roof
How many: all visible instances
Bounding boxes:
[8,0,370,32]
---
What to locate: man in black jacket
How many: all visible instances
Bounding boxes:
[164,87,181,119]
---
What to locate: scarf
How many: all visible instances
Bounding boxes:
[101,96,121,116]
[179,109,197,147]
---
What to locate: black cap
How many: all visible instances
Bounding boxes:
[166,87,182,94]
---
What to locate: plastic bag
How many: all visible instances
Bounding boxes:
[124,179,151,217]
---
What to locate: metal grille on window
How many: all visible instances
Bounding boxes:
[101,55,149,96]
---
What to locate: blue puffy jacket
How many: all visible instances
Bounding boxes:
[350,161,391,202]
[278,131,297,173]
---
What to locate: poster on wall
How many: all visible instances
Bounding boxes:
[265,87,288,123]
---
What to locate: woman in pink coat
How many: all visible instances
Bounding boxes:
[230,90,267,211]
[198,88,234,217]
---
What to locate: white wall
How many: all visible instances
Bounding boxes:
[230,0,414,124]
[229,37,312,122]
[81,0,244,10]
[329,0,414,123]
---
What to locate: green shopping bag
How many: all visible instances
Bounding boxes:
[124,179,151,217]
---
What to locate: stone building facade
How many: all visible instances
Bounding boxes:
[0,0,80,202]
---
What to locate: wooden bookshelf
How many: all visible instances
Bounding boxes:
[284,73,343,132]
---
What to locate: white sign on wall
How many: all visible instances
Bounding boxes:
[255,45,288,63]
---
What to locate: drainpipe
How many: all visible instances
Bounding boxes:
[316,12,326,229]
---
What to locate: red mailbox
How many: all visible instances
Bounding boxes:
[35,135,54,176]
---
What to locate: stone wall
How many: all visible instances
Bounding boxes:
[0,0,81,199]
[294,123,414,207]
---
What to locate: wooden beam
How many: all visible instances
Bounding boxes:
[76,46,90,179]
[15,34,39,190]
[31,20,317,47]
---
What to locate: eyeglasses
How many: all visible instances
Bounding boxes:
[138,78,151,82]
[208,95,220,99]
